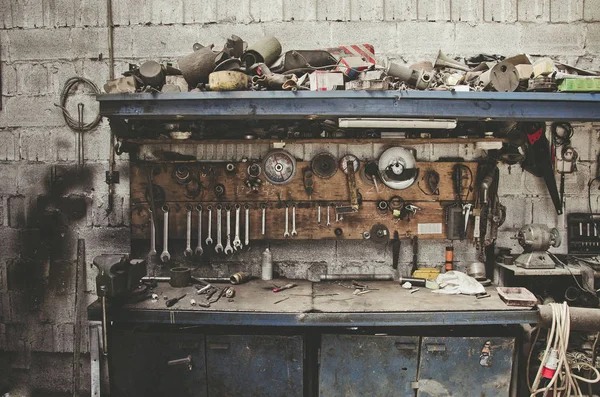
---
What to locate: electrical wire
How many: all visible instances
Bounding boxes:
[54,77,101,132]
[551,254,598,295]
[529,302,600,396]
[551,122,574,147]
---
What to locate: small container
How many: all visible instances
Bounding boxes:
[261,248,273,281]
[444,247,454,272]
[230,272,251,285]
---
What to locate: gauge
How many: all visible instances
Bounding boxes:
[262,150,297,185]
[311,152,338,179]
[339,154,360,174]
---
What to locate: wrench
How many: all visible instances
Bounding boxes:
[195,204,203,256]
[184,204,193,257]
[317,203,321,225]
[205,205,213,245]
[261,203,266,235]
[327,204,332,226]
[284,204,290,238]
[214,205,223,253]
[244,204,250,246]
[233,204,242,251]
[291,203,297,236]
[224,205,234,255]
[160,205,170,262]
[149,209,156,257]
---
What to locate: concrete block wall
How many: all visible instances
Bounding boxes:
[1,0,600,394]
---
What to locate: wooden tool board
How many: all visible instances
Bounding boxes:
[130,161,478,241]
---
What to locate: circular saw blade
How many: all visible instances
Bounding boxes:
[311,152,338,179]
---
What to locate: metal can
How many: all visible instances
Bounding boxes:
[261,248,273,281]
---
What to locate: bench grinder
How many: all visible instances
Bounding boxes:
[514,224,561,269]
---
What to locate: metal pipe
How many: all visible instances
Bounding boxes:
[538,305,600,332]
[106,0,116,214]
[142,276,230,283]
[320,274,393,281]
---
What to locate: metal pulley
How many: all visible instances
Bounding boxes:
[311,152,338,179]
[262,149,297,185]
[378,147,418,190]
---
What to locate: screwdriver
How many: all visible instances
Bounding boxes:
[165,294,187,307]
[273,283,297,293]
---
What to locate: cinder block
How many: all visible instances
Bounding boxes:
[550,0,583,22]
[317,0,351,21]
[53,322,74,353]
[42,0,75,27]
[484,0,517,22]
[584,0,600,21]
[1,0,13,29]
[1,62,17,96]
[75,0,108,27]
[517,0,550,21]
[584,24,600,54]
[149,0,184,25]
[30,352,75,393]
[498,195,533,231]
[0,127,18,161]
[0,230,20,261]
[269,240,337,262]
[455,23,522,57]
[396,21,455,59]
[383,0,418,21]
[330,21,398,55]
[182,0,219,24]
[10,0,44,28]
[46,61,78,95]
[349,0,384,21]
[16,62,49,96]
[250,0,284,22]
[304,143,339,161]
[451,0,483,22]
[283,0,317,21]
[521,23,585,56]
[31,323,55,352]
[497,163,525,196]
[5,28,71,61]
[4,323,26,352]
[7,195,26,228]
[416,0,451,21]
[216,0,253,23]
[0,95,66,128]
[262,21,331,51]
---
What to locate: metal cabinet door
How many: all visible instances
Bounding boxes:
[319,334,419,397]
[206,334,304,397]
[110,331,207,397]
[417,336,515,397]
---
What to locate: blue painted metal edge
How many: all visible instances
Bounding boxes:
[88,306,539,327]
[97,91,600,121]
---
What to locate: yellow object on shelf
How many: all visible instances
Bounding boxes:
[412,268,440,279]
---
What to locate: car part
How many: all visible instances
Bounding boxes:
[311,152,338,179]
[378,147,418,190]
[208,71,248,91]
[514,224,561,269]
[243,36,282,66]
[386,62,433,90]
[434,50,470,72]
[230,272,251,285]
[178,46,218,86]
[169,267,191,288]
[370,224,390,244]
[263,149,297,185]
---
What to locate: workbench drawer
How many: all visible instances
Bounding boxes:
[109,330,207,397]
[205,334,304,397]
[417,336,515,397]
[319,334,419,397]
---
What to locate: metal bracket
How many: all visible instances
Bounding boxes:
[105,170,120,185]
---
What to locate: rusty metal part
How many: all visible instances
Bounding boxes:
[178,46,218,86]
[139,60,165,88]
[538,305,600,331]
[208,71,248,91]
[311,152,338,179]
[273,283,297,292]
[142,276,230,283]
[230,272,251,285]
[243,35,282,66]
[169,267,191,288]
[320,274,393,281]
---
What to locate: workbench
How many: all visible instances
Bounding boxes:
[88,280,536,397]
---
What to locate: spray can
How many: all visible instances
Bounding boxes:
[262,248,273,280]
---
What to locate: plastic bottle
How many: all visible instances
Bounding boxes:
[261,248,273,280]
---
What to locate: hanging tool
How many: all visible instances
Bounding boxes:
[261,203,266,235]
[337,155,360,214]
[364,161,381,193]
[463,203,473,236]
[205,205,213,245]
[160,205,170,262]
[557,145,578,211]
[184,204,193,257]
[284,204,290,237]
[215,205,223,253]
[318,203,322,225]
[233,204,242,250]
[224,205,234,255]
[291,203,297,236]
[148,208,156,257]
[392,231,400,270]
[195,204,203,256]
[327,204,332,226]
[311,152,338,179]
[244,204,250,246]
[273,283,297,292]
[263,149,297,185]
[411,236,419,275]
[165,293,187,308]
[378,147,418,190]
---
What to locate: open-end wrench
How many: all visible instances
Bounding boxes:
[184,204,193,257]
[195,204,203,256]
[224,205,234,255]
[291,203,297,236]
[160,205,171,262]
[318,203,321,225]
[205,205,213,245]
[284,204,290,238]
[244,204,250,246]
[149,208,156,257]
[214,205,223,253]
[261,203,266,235]
[233,204,242,251]
[327,204,332,226]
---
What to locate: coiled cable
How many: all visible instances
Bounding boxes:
[54,77,101,132]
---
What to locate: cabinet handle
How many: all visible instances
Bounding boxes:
[426,343,446,352]
[394,342,417,351]
[208,343,230,350]
[167,355,193,371]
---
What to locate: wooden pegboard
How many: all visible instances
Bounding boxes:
[130,161,478,241]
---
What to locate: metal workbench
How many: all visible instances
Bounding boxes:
[88,280,537,327]
[97,91,600,121]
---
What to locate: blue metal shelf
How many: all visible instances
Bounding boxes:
[97,91,600,121]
